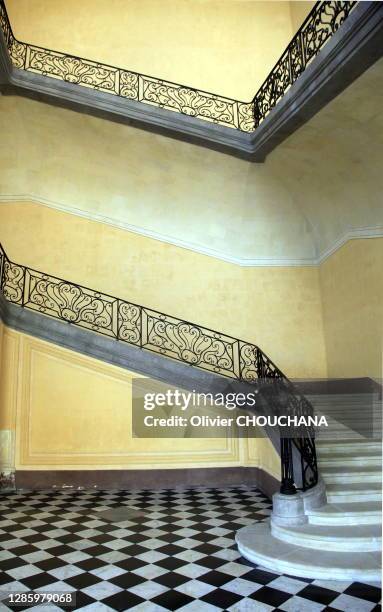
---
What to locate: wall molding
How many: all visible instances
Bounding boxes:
[0,429,14,470]
[15,332,239,470]
[317,225,383,264]
[1,195,382,267]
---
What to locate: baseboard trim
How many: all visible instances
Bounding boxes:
[15,467,279,499]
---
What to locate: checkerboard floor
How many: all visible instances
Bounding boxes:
[0,486,381,611]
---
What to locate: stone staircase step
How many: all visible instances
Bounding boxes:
[236,522,381,581]
[318,448,381,467]
[306,391,379,403]
[314,403,380,409]
[326,482,382,503]
[316,433,382,441]
[271,521,381,552]
[307,502,382,526]
[308,393,380,404]
[321,465,382,484]
[316,439,382,453]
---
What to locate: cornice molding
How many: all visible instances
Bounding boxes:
[0,2,382,160]
[1,195,382,267]
[317,225,383,265]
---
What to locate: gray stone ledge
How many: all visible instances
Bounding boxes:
[0,293,233,393]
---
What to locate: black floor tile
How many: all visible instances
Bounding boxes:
[65,572,101,589]
[198,569,233,587]
[110,572,146,589]
[154,572,189,588]
[299,584,340,606]
[250,585,292,607]
[102,591,145,610]
[202,587,242,608]
[344,582,382,603]
[151,589,194,610]
[21,572,59,589]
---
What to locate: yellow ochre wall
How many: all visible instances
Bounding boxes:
[0,201,327,381]
[5,0,312,100]
[320,239,383,380]
[0,327,279,476]
[289,1,315,31]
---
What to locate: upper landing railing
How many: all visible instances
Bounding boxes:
[0,243,317,494]
[0,1,356,133]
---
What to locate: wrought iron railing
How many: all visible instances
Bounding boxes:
[0,1,356,133]
[0,242,317,493]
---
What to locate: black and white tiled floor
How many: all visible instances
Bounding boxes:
[0,486,381,611]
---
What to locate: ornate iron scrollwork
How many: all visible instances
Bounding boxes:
[252,1,357,127]
[26,47,119,93]
[2,258,25,304]
[0,1,356,133]
[23,269,118,337]
[142,308,240,377]
[118,300,142,346]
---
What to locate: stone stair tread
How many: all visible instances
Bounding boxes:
[306,501,382,524]
[317,438,382,445]
[316,436,382,442]
[326,482,382,492]
[307,501,382,516]
[308,393,379,398]
[236,522,381,580]
[321,465,382,474]
[318,447,381,457]
[308,395,380,403]
[273,522,381,540]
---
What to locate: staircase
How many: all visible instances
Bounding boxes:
[236,391,382,580]
[0,241,381,580]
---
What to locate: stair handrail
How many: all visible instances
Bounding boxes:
[0,242,318,493]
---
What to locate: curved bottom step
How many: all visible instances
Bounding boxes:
[271,521,381,551]
[236,522,381,581]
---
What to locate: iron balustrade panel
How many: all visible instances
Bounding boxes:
[23,268,119,338]
[2,257,25,305]
[118,300,142,347]
[25,45,120,94]
[239,342,260,383]
[0,1,357,133]
[294,435,318,491]
[140,76,242,129]
[141,307,241,378]
[302,1,357,64]
[0,242,318,493]
[120,70,139,100]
